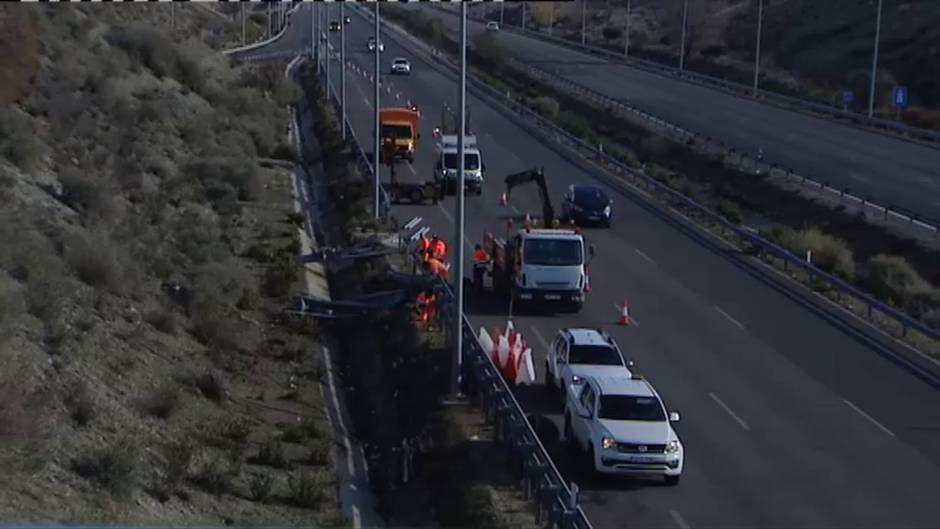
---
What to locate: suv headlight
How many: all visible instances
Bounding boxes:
[603,205,611,216]
[601,437,617,450]
[666,440,680,454]
[571,375,583,385]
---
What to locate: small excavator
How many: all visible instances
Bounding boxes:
[504,167,556,225]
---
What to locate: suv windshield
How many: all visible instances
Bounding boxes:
[523,239,583,266]
[598,395,666,421]
[574,186,609,209]
[381,124,412,140]
[568,344,622,365]
[394,59,408,65]
[443,153,480,170]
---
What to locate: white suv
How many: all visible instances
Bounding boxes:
[545,328,633,403]
[564,374,683,485]
[391,57,411,75]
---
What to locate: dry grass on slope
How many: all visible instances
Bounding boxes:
[0,4,340,526]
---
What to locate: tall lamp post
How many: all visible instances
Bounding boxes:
[867,0,884,118]
[373,2,381,220]
[452,1,468,397]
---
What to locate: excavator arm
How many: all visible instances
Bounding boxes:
[504,167,554,223]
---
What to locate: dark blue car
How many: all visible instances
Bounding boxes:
[562,184,613,227]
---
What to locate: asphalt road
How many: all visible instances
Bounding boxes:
[308,8,940,529]
[418,7,940,222]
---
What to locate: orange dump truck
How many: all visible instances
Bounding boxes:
[379,108,420,163]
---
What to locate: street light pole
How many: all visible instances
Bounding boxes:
[753,0,763,94]
[522,2,527,31]
[341,2,347,140]
[453,1,467,398]
[549,2,554,36]
[581,0,587,46]
[679,0,688,71]
[325,3,331,99]
[500,2,505,26]
[373,2,381,220]
[241,3,246,45]
[314,3,320,74]
[624,0,631,56]
[867,0,883,118]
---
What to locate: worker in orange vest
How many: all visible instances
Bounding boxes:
[424,256,449,281]
[414,289,437,323]
[418,233,431,257]
[430,236,447,260]
[472,244,490,292]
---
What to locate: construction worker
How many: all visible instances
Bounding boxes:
[472,244,490,292]
[431,236,447,260]
[414,289,436,323]
[418,233,431,256]
[424,256,449,281]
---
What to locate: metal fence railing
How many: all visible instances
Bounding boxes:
[443,8,940,147]
[373,10,940,349]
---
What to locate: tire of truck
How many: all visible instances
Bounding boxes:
[408,187,423,204]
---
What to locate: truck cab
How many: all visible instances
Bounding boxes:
[379,108,420,163]
[486,225,593,312]
[434,134,485,195]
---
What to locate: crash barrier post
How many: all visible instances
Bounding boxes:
[373,18,940,347]
[435,5,940,146]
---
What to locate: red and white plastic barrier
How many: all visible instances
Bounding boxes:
[477,320,535,386]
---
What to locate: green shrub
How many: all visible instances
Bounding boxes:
[307,440,330,466]
[248,473,274,502]
[271,141,298,162]
[184,156,262,203]
[161,439,194,489]
[194,370,226,403]
[253,437,290,469]
[64,231,122,292]
[923,309,940,330]
[716,200,742,224]
[865,255,940,315]
[263,254,298,298]
[774,226,855,280]
[193,455,232,496]
[0,107,45,171]
[139,381,180,419]
[106,25,205,93]
[64,380,95,427]
[531,96,560,119]
[70,436,138,495]
[288,470,324,508]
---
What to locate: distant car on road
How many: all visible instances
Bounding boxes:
[562,184,613,227]
[367,37,384,52]
[564,374,684,485]
[391,57,411,75]
[344,15,351,25]
[486,21,500,31]
[545,327,633,404]
[329,20,341,32]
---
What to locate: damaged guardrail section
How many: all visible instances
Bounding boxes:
[316,54,595,529]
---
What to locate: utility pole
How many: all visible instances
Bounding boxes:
[548,3,554,36]
[867,0,883,118]
[753,0,763,94]
[325,3,331,99]
[679,0,688,71]
[340,1,347,140]
[373,2,381,220]
[522,2,527,31]
[500,2,505,26]
[581,0,587,46]
[241,3,246,45]
[453,1,467,398]
[624,0,631,56]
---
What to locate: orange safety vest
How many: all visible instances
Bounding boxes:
[428,258,448,280]
[418,236,430,252]
[432,240,447,260]
[473,249,489,264]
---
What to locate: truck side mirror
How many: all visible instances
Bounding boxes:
[669,411,681,422]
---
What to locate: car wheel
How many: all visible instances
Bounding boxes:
[664,475,681,486]
[564,414,574,445]
[408,187,423,204]
[587,444,596,470]
[544,363,554,393]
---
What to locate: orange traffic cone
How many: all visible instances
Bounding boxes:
[499,192,507,206]
[618,300,632,326]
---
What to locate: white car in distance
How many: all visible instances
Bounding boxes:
[486,21,500,31]
[391,57,411,75]
[564,374,684,485]
[545,328,634,404]
[368,37,384,53]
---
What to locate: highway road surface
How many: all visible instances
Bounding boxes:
[421,6,940,222]
[245,5,940,529]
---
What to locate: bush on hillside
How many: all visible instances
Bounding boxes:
[70,436,139,496]
[864,254,940,316]
[184,156,263,203]
[773,226,855,281]
[471,31,508,72]
[531,96,560,119]
[0,107,45,171]
[64,230,123,292]
[106,25,205,93]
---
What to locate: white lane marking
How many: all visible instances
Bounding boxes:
[670,509,691,529]
[843,399,895,437]
[529,324,551,351]
[713,305,745,330]
[437,202,453,223]
[708,392,751,432]
[613,302,639,326]
[406,163,417,176]
[323,346,357,477]
[352,506,361,529]
[361,96,372,109]
[634,248,656,265]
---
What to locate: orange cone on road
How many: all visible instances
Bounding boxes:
[618,300,632,326]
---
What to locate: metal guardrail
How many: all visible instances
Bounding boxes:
[449,9,940,147]
[375,10,940,347]
[516,61,940,241]
[231,47,305,63]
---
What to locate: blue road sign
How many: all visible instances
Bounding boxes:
[893,86,909,109]
[843,91,854,103]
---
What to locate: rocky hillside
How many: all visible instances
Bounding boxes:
[0,4,343,525]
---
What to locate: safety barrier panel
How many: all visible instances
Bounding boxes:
[443,7,940,147]
[371,6,940,348]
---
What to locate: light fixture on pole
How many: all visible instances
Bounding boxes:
[753,0,763,94]
[452,0,468,398]
[373,2,381,220]
[679,0,688,71]
[867,0,884,118]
